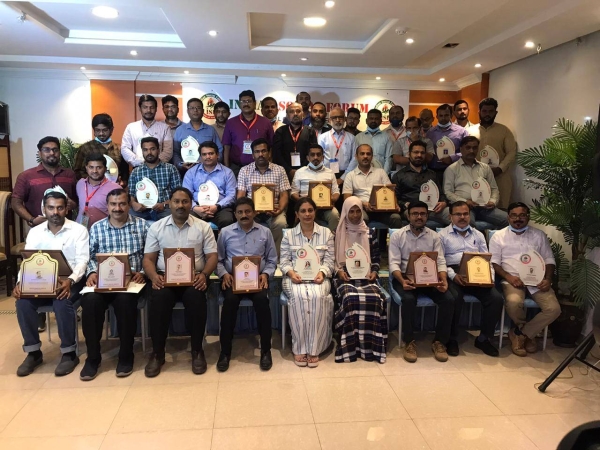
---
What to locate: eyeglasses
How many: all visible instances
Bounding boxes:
[188,106,203,111]
[451,212,470,217]
[40,147,60,154]
[509,213,529,219]
[409,212,428,217]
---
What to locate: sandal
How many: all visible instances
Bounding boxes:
[293,354,308,367]
[307,355,319,368]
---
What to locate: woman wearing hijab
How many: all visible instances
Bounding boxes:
[280,197,335,367]
[334,196,387,363]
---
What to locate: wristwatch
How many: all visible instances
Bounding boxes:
[68,278,75,287]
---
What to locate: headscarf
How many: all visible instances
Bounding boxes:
[335,196,370,271]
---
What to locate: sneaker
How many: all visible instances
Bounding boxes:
[432,341,449,362]
[16,351,43,377]
[55,352,80,376]
[508,328,527,357]
[37,314,47,332]
[144,353,165,378]
[403,340,418,363]
[446,339,460,357]
[80,358,101,381]
[474,338,500,357]
[116,359,134,378]
[525,336,538,354]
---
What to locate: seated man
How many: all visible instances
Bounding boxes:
[182,141,236,229]
[216,197,278,372]
[388,201,454,363]
[13,191,89,377]
[80,188,149,380]
[439,201,503,357]
[490,202,561,356]
[291,144,340,232]
[391,116,434,169]
[342,144,400,227]
[237,138,290,254]
[443,136,508,229]
[142,187,217,377]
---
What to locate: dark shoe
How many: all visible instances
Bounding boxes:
[55,352,80,376]
[80,358,101,381]
[192,350,207,375]
[37,314,47,332]
[17,351,43,377]
[116,358,134,378]
[446,339,460,357]
[216,352,230,372]
[474,338,500,357]
[144,353,165,378]
[260,351,273,371]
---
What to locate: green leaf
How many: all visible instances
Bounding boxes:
[570,258,600,308]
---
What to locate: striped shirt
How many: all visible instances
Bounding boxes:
[438,224,491,280]
[237,162,291,208]
[128,161,182,204]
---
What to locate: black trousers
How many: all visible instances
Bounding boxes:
[149,285,207,354]
[392,278,454,344]
[81,292,139,362]
[219,286,272,356]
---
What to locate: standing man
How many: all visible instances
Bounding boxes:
[261,96,285,132]
[128,137,181,223]
[284,91,312,126]
[467,98,517,209]
[223,90,274,176]
[443,136,508,229]
[490,202,561,356]
[161,95,183,138]
[75,153,121,229]
[392,116,434,168]
[419,109,435,136]
[318,106,355,182]
[212,101,231,143]
[121,94,173,167]
[143,187,217,377]
[13,191,89,376]
[80,188,149,380]
[453,100,473,128]
[388,201,453,363]
[237,138,290,254]
[345,107,362,136]
[348,109,393,174]
[308,102,332,136]
[172,98,223,175]
[439,201,504,357]
[216,197,278,372]
[183,141,236,229]
[385,105,407,147]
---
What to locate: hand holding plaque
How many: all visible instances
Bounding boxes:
[252,183,276,212]
[293,244,320,281]
[458,252,493,287]
[163,248,195,286]
[20,251,60,298]
[471,177,491,206]
[345,243,370,279]
[197,180,220,206]
[136,177,159,208]
[517,250,546,286]
[308,181,333,209]
[96,253,132,292]
[369,184,397,212]
[419,180,439,211]
[479,145,500,167]
[405,252,442,287]
[104,155,119,183]
[232,256,261,293]
[181,136,200,163]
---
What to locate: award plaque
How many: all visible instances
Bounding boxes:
[163,248,195,286]
[136,177,159,208]
[232,256,262,294]
[294,244,320,281]
[345,243,370,279]
[104,155,119,183]
[197,180,220,206]
[471,177,491,206]
[369,184,397,212]
[96,253,132,292]
[181,136,200,163]
[20,251,60,298]
[252,183,276,212]
[435,136,456,159]
[308,181,333,209]
[419,180,439,211]
[479,145,500,167]
[517,250,546,286]
[458,252,493,287]
[406,252,442,287]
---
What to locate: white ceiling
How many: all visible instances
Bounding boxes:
[0,0,599,89]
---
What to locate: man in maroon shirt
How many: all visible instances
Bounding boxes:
[222,90,274,177]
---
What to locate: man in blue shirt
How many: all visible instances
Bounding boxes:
[183,141,236,229]
[216,197,278,372]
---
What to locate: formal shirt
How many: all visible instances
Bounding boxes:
[454,120,474,128]
[342,166,391,203]
[489,226,555,295]
[182,163,236,208]
[426,124,468,170]
[222,113,274,166]
[145,215,217,273]
[216,221,278,278]
[128,162,181,204]
[121,120,173,167]
[237,162,291,209]
[389,226,447,274]
[308,123,332,137]
[280,223,335,278]
[272,125,317,174]
[12,164,78,217]
[443,158,500,204]
[291,166,340,197]
[212,123,226,143]
[318,129,355,174]
[467,122,517,173]
[20,219,89,283]
[383,125,407,146]
[75,178,121,228]
[391,164,446,211]
[87,215,149,275]
[172,121,223,170]
[348,129,393,173]
[73,140,123,180]
[438,225,491,280]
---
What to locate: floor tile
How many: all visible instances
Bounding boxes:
[449,345,542,373]
[212,424,321,450]
[0,389,36,433]
[380,340,460,376]
[100,429,212,450]
[131,351,220,386]
[300,352,384,380]
[0,435,104,450]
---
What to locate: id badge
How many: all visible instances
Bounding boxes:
[81,213,90,229]
[291,152,301,167]
[329,158,340,174]
[243,140,253,155]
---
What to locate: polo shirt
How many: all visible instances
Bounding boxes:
[222,113,274,166]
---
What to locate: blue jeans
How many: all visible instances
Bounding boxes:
[470,207,508,228]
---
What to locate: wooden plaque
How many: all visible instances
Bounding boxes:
[308,181,333,209]
[232,256,262,294]
[252,183,276,212]
[163,247,195,286]
[405,251,443,287]
[96,253,132,292]
[458,252,494,287]
[20,251,60,298]
[369,184,397,212]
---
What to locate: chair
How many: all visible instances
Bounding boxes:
[103,296,148,353]
[0,191,12,295]
[37,298,81,356]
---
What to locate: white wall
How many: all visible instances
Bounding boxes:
[0,76,92,184]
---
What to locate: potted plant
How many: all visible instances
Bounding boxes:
[517,118,600,346]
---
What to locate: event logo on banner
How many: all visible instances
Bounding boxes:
[374,100,395,125]
[200,93,223,120]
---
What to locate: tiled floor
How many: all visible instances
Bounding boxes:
[0,295,599,450]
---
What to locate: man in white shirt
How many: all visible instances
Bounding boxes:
[489,202,561,357]
[291,144,340,232]
[13,191,89,377]
[121,94,173,167]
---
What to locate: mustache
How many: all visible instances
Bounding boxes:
[175,208,185,213]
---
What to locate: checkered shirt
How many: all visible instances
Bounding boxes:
[128,161,181,203]
[237,162,291,208]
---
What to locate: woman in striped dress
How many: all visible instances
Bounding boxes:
[333,197,387,363]
[280,198,335,368]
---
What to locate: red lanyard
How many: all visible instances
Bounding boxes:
[288,126,303,151]
[390,127,405,142]
[239,114,258,140]
[84,178,107,213]
[331,130,346,158]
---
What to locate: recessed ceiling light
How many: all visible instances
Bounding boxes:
[304,17,327,27]
[208,30,218,37]
[525,41,535,48]
[184,70,189,74]
[474,63,481,68]
[92,6,118,19]
[130,50,138,56]
[281,73,287,77]
[300,57,308,61]
[439,78,445,82]
[375,76,381,80]
[80,66,86,70]
[405,38,414,44]
[325,1,335,7]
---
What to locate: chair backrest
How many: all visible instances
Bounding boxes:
[0,191,11,251]
[487,229,498,242]
[389,228,400,239]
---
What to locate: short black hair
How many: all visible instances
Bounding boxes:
[307,144,324,155]
[405,116,421,127]
[92,113,113,129]
[170,187,193,201]
[390,105,404,114]
[235,197,255,211]
[43,191,67,207]
[161,95,178,106]
[187,98,204,108]
[347,107,360,116]
[367,109,382,117]
[296,91,311,101]
[239,90,256,102]
[251,137,270,152]
[84,152,107,168]
[507,202,530,214]
[213,101,230,112]
[199,141,219,154]
[37,136,60,151]
[460,136,480,147]
[295,197,317,213]
[436,103,453,115]
[407,200,429,213]
[453,99,468,110]
[261,96,277,106]
[409,140,428,152]
[312,101,326,110]
[106,188,130,203]
[449,200,469,214]
[138,94,157,108]
[479,97,498,110]
[140,136,159,148]
[355,143,373,155]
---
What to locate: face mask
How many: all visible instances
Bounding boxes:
[438,121,452,129]
[270,117,277,124]
[367,126,380,133]
[509,225,529,233]
[95,137,112,144]
[453,224,471,232]
[390,119,402,128]
[308,161,323,170]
